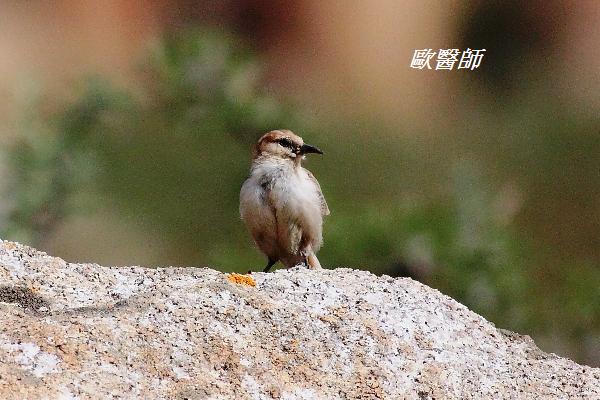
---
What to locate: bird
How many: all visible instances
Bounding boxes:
[240,129,329,272]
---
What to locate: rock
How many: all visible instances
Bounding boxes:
[0,240,597,399]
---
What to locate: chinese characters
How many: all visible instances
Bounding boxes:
[410,48,486,70]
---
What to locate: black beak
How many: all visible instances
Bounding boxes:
[299,143,323,155]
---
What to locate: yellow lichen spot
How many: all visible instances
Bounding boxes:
[29,285,40,293]
[226,273,256,287]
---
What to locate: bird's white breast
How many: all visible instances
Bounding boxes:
[240,158,323,248]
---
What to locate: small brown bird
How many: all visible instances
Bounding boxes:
[240,129,329,272]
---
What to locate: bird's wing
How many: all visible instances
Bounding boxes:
[240,177,279,260]
[305,169,330,216]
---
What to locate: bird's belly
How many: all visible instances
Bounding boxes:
[271,178,323,252]
[240,169,323,261]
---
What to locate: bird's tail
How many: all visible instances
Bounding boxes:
[307,253,323,269]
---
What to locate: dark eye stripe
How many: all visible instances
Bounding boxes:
[278,138,293,148]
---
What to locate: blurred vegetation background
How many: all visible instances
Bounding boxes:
[0,2,598,366]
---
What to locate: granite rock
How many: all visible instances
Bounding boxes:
[0,240,598,399]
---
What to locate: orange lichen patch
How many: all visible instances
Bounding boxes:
[226,273,256,287]
[29,285,41,293]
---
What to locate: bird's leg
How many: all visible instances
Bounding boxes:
[263,258,277,273]
[307,253,323,269]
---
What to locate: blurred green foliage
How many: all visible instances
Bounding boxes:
[3,30,298,262]
[1,30,598,365]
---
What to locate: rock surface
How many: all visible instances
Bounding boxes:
[0,240,598,400]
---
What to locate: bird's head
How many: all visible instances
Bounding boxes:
[253,129,323,161]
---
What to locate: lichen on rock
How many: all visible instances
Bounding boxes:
[0,240,598,399]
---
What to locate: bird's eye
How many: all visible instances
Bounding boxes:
[278,138,292,148]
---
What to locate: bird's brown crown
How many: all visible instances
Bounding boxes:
[253,129,305,160]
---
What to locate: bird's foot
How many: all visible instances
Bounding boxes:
[295,258,310,269]
[263,259,277,273]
